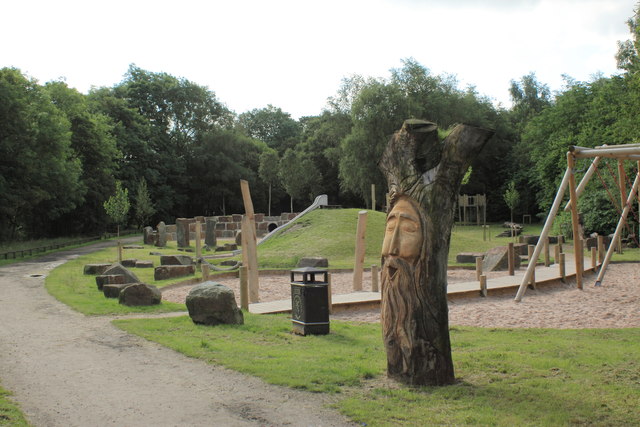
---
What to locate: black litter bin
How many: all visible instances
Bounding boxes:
[290,267,329,335]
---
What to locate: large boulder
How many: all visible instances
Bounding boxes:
[154,265,195,281]
[483,246,521,272]
[119,283,161,306]
[160,254,194,266]
[102,263,140,284]
[156,221,167,247]
[186,282,244,326]
[297,257,329,268]
[205,217,217,247]
[83,263,112,275]
[121,259,137,268]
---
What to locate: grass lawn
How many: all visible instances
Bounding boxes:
[0,384,29,426]
[115,314,640,426]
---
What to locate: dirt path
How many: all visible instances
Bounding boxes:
[0,241,353,427]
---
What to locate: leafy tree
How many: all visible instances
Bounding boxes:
[44,81,119,235]
[237,105,302,155]
[103,181,130,236]
[134,178,155,228]
[279,148,321,212]
[616,3,640,74]
[508,72,552,133]
[0,68,83,240]
[258,149,280,216]
[503,181,520,223]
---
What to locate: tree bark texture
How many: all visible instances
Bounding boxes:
[379,119,494,385]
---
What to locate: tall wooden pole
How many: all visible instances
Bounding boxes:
[567,153,583,289]
[240,180,259,303]
[353,210,368,291]
[371,184,376,211]
[595,170,640,285]
[617,160,627,254]
[515,167,571,301]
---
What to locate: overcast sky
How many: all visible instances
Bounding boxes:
[2,0,636,119]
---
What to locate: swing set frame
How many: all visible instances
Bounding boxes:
[514,143,640,302]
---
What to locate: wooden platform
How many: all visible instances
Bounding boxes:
[249,254,596,315]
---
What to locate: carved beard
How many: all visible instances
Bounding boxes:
[380,256,422,377]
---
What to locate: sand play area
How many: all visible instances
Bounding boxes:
[163,262,640,329]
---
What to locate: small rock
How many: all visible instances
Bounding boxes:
[103,283,130,298]
[160,255,194,266]
[121,259,137,268]
[135,260,154,268]
[83,263,112,275]
[95,274,125,290]
[102,263,140,284]
[154,265,195,280]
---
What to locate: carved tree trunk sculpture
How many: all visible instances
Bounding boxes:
[379,119,494,386]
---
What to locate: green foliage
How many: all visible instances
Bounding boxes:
[237,104,302,155]
[616,3,640,74]
[279,148,322,211]
[0,67,83,240]
[103,181,130,232]
[134,178,155,228]
[0,383,29,426]
[503,181,520,222]
[116,315,640,426]
[550,211,573,240]
[258,148,280,216]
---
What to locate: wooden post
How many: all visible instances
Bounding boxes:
[595,170,639,285]
[479,275,487,297]
[597,235,605,264]
[527,244,536,289]
[240,180,259,303]
[515,167,571,302]
[353,210,368,291]
[508,242,515,276]
[239,266,249,310]
[559,253,566,283]
[371,184,376,211]
[487,225,490,241]
[327,273,333,314]
[483,224,486,241]
[201,263,210,281]
[591,247,597,270]
[567,153,583,289]
[617,160,627,254]
[558,235,564,253]
[117,240,123,263]
[544,237,550,267]
[554,244,560,266]
[371,265,379,292]
[194,221,202,261]
[475,257,483,281]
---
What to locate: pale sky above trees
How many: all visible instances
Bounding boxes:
[2,0,634,119]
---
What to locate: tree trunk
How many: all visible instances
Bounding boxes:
[379,119,494,386]
[290,196,293,213]
[268,184,272,217]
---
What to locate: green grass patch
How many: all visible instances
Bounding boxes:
[45,243,193,315]
[114,314,384,393]
[115,315,640,426]
[0,384,29,426]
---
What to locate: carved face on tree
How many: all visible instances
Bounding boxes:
[382,196,423,266]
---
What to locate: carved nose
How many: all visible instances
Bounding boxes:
[389,227,400,256]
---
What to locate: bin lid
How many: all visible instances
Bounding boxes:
[291,267,328,273]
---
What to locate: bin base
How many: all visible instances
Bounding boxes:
[292,320,329,336]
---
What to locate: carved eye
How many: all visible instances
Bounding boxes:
[386,218,397,232]
[402,222,418,233]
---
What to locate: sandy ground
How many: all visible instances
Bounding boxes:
[164,263,640,329]
[0,240,354,427]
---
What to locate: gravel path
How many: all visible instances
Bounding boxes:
[0,241,353,427]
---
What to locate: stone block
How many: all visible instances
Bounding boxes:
[160,254,194,266]
[186,282,244,326]
[521,235,539,245]
[205,218,217,247]
[121,259,137,268]
[102,263,140,284]
[235,231,242,246]
[226,223,237,231]
[154,265,195,281]
[218,216,231,223]
[254,213,264,222]
[95,274,125,290]
[135,260,154,268]
[119,283,161,306]
[232,214,243,222]
[83,263,112,275]
[143,226,156,245]
[103,283,131,298]
[483,246,521,272]
[156,221,167,247]
[513,243,529,256]
[455,253,484,264]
